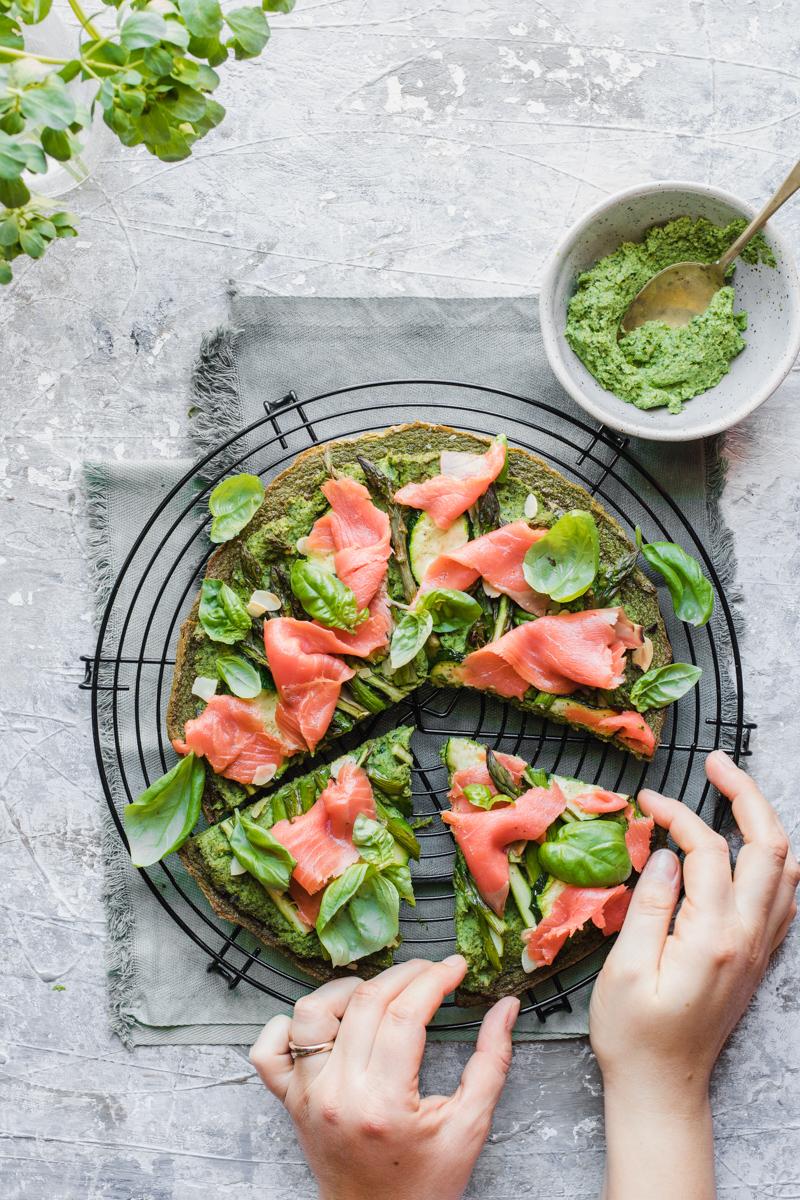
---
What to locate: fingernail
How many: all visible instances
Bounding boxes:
[504,997,521,1031]
[442,953,465,968]
[644,848,679,882]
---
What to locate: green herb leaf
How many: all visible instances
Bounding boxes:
[216,653,262,698]
[522,509,599,602]
[630,662,702,711]
[290,558,367,630]
[316,864,400,967]
[384,862,414,905]
[19,74,76,129]
[262,0,294,10]
[180,0,224,38]
[198,578,252,644]
[462,782,498,810]
[41,126,73,161]
[389,608,433,669]
[416,587,482,633]
[641,541,714,627]
[0,130,29,180]
[208,472,264,543]
[539,819,632,887]
[123,752,205,866]
[225,5,270,57]
[228,810,295,890]
[352,813,396,867]
[0,175,29,207]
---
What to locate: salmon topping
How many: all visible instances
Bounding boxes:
[393,437,506,530]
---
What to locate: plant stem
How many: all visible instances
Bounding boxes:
[67,0,102,41]
[0,47,69,65]
[491,595,510,641]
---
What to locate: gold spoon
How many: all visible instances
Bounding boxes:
[618,160,800,336]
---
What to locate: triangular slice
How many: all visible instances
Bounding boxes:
[180,727,418,982]
[440,737,656,1005]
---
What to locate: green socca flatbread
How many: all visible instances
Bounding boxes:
[167,423,671,825]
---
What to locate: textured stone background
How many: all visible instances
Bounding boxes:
[1,1,799,1196]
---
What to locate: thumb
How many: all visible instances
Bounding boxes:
[605,848,682,974]
[450,995,519,1132]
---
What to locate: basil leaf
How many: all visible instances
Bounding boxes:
[417,587,482,633]
[228,810,295,891]
[384,862,415,905]
[316,864,400,967]
[208,472,264,543]
[522,509,599,602]
[390,609,433,669]
[352,814,395,867]
[486,749,523,798]
[216,653,262,699]
[523,766,549,789]
[290,559,367,630]
[462,783,498,810]
[539,819,631,887]
[641,541,714,627]
[199,578,251,644]
[123,753,205,866]
[631,662,702,711]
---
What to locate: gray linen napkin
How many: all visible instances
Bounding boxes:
[85,296,737,1046]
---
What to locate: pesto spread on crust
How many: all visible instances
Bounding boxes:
[565,216,775,414]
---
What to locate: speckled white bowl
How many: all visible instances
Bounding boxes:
[539,180,800,442]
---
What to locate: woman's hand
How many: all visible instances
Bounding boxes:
[250,955,519,1200]
[590,750,799,1200]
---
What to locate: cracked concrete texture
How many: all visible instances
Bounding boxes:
[1,0,799,1196]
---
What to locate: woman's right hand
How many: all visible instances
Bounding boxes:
[590,750,799,1199]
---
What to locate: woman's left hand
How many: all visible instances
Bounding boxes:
[250,955,519,1200]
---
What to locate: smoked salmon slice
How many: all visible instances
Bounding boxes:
[393,437,506,530]
[172,695,295,784]
[569,785,629,814]
[263,598,391,753]
[449,748,528,811]
[561,703,657,757]
[623,803,655,872]
[306,477,391,609]
[421,520,550,615]
[442,782,567,914]
[460,607,644,696]
[522,884,632,967]
[271,761,376,894]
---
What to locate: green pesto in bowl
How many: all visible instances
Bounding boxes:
[565,216,775,414]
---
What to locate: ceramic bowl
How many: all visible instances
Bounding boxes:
[539,180,800,442]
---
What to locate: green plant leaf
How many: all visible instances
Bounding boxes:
[0,15,24,52]
[416,587,482,633]
[19,75,76,129]
[539,819,632,887]
[180,0,223,37]
[123,752,205,866]
[226,5,269,56]
[41,126,73,161]
[0,259,12,284]
[630,662,702,712]
[0,131,29,179]
[290,558,367,630]
[120,10,172,48]
[19,226,45,257]
[198,578,252,644]
[0,174,29,206]
[228,810,295,890]
[208,471,264,542]
[263,0,294,10]
[641,541,714,627]
[384,862,414,904]
[352,813,395,867]
[523,509,599,602]
[0,215,17,245]
[216,652,262,698]
[389,608,433,669]
[316,864,399,967]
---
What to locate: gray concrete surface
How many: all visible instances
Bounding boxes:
[1,1,799,1196]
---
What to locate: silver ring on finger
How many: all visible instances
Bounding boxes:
[289,1038,336,1060]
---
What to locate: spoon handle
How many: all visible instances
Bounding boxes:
[718,159,800,271]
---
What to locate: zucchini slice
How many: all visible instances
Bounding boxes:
[409,511,470,583]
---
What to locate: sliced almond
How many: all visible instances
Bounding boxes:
[230,857,248,877]
[523,492,539,519]
[632,635,654,672]
[246,589,281,617]
[252,763,278,786]
[295,535,312,555]
[482,580,502,598]
[191,675,217,702]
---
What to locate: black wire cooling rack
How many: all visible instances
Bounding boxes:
[84,381,751,1031]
